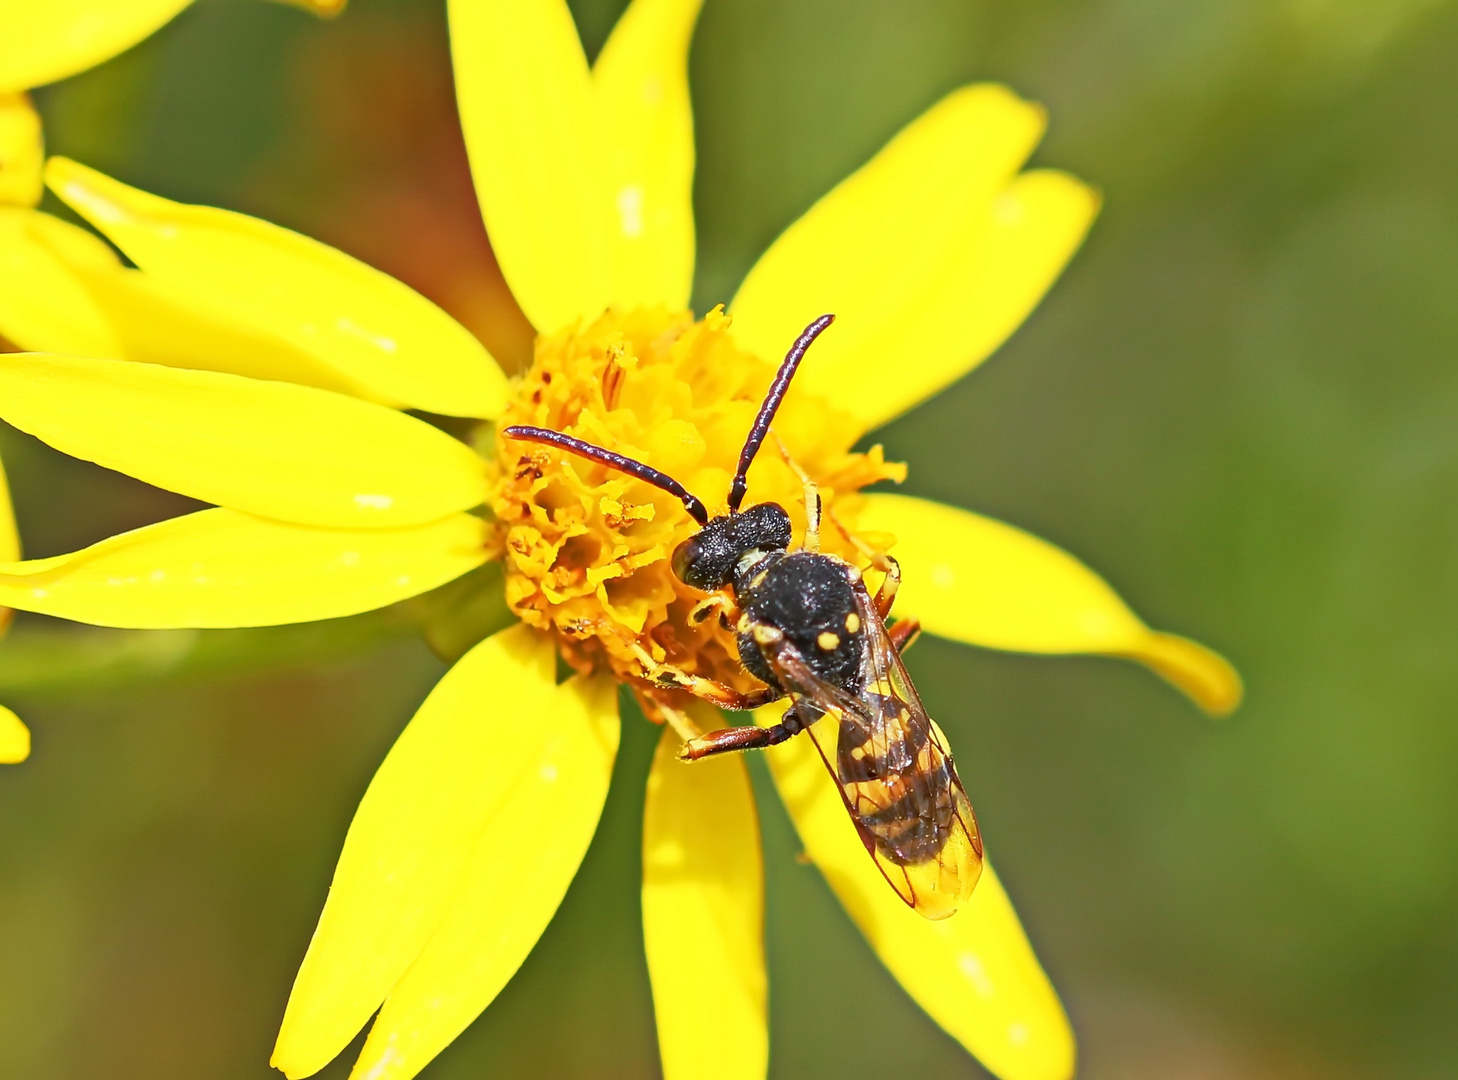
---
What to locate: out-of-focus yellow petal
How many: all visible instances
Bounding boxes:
[19,203,119,270]
[0,453,14,640]
[732,86,1098,435]
[47,158,507,418]
[271,625,556,1079]
[0,353,486,529]
[0,706,28,763]
[0,508,486,628]
[448,0,612,332]
[270,0,347,16]
[347,674,620,1080]
[0,93,43,206]
[21,214,376,394]
[859,493,1242,715]
[592,0,702,310]
[0,452,18,563]
[69,265,380,395]
[0,0,192,94]
[0,208,123,356]
[643,724,766,1080]
[760,701,1074,1080]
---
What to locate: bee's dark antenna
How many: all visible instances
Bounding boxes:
[727,314,835,513]
[503,426,710,526]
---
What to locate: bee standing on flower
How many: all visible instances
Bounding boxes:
[507,313,983,920]
[0,1,1243,1078]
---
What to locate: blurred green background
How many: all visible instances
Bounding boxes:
[4,0,1457,1076]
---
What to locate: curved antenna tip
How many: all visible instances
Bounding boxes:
[727,315,837,512]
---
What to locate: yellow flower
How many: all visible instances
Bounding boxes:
[0,0,345,96]
[0,0,347,763]
[0,1,1242,1078]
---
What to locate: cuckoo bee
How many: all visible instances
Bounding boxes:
[504,315,982,920]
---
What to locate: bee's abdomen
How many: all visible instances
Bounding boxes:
[837,705,958,866]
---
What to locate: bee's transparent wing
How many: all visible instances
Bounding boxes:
[762,597,982,920]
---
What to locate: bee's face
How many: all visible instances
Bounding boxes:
[671,502,792,591]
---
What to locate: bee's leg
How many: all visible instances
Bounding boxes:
[634,687,708,744]
[869,554,901,621]
[630,642,781,712]
[772,433,821,553]
[687,592,739,629]
[678,702,816,761]
[666,677,781,712]
[887,616,921,654]
[825,505,900,618]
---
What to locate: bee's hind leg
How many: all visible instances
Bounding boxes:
[679,702,815,761]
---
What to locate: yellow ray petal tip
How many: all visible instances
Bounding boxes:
[0,706,30,763]
[271,0,348,16]
[1123,631,1243,717]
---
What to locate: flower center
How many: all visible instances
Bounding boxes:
[488,306,906,699]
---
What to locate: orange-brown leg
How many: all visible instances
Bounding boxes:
[825,504,900,619]
[679,703,813,760]
[888,615,920,654]
[870,554,901,621]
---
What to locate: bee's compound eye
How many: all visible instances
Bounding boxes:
[671,537,701,584]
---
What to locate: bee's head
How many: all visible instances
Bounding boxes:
[504,316,834,594]
[671,502,792,591]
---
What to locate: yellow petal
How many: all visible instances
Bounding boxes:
[0,442,21,563]
[761,701,1074,1080]
[0,208,124,356]
[347,673,620,1080]
[731,86,1098,435]
[18,202,120,271]
[64,264,381,396]
[270,0,347,15]
[0,0,192,94]
[592,0,702,309]
[0,705,28,763]
[0,352,486,529]
[859,493,1242,716]
[47,158,507,418]
[0,93,43,206]
[448,0,612,332]
[22,214,377,394]
[272,625,557,1079]
[643,724,766,1080]
[0,508,486,628]
[0,452,14,641]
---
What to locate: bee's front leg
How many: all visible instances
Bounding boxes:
[630,641,781,712]
[687,592,740,631]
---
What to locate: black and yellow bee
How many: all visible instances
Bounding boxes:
[505,315,982,920]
